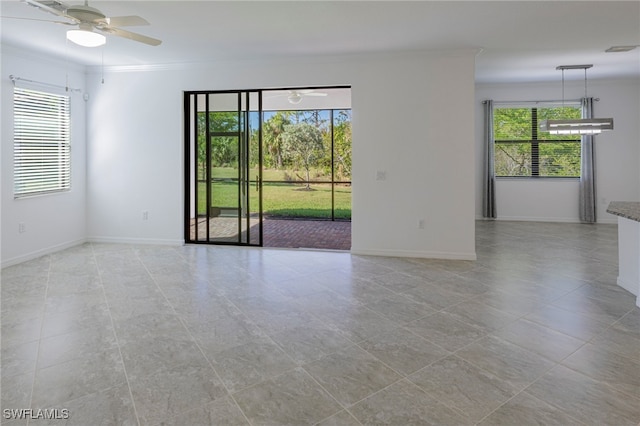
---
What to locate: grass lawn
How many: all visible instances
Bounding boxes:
[209,167,337,182]
[263,183,351,219]
[198,168,351,219]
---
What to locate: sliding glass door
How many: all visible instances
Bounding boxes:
[184,91,262,246]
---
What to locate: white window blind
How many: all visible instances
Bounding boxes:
[14,87,71,197]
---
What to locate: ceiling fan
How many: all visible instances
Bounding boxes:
[270,90,328,105]
[8,0,161,47]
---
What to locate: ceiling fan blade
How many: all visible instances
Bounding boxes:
[0,15,73,25]
[296,90,328,97]
[22,0,76,21]
[106,15,149,27]
[98,26,162,46]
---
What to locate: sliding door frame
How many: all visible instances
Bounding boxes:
[183,90,263,246]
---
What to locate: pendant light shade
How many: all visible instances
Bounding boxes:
[539,65,614,135]
[539,118,614,135]
[67,23,106,47]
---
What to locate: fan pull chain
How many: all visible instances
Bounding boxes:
[101,47,105,84]
[65,36,70,92]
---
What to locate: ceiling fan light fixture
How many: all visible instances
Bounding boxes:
[287,93,303,104]
[66,24,105,47]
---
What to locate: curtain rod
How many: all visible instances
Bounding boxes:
[482,98,599,104]
[9,75,82,93]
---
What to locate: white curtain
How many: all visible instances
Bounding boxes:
[483,100,496,218]
[579,97,597,223]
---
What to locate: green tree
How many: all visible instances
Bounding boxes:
[196,111,240,176]
[210,136,237,167]
[281,122,325,189]
[196,112,207,180]
[301,110,327,127]
[263,111,293,169]
[494,106,580,177]
[494,108,532,175]
[333,110,352,180]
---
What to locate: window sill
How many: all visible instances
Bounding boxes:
[496,176,580,181]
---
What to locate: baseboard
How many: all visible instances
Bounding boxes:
[597,218,618,225]
[2,237,184,268]
[496,216,581,223]
[617,276,639,297]
[475,215,618,225]
[1,238,87,269]
[350,247,477,261]
[87,236,184,246]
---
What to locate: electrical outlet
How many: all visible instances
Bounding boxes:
[375,170,387,181]
[418,219,425,229]
[142,210,149,221]
[18,222,26,233]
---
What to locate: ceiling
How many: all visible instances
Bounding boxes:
[1,0,639,84]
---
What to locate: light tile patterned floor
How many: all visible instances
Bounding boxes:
[2,221,639,425]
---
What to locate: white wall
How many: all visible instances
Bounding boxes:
[86,50,478,259]
[351,52,476,258]
[1,46,87,266]
[5,44,635,265]
[475,79,640,224]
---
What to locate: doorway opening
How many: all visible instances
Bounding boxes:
[184,87,351,250]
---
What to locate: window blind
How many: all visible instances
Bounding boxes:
[14,87,71,197]
[493,104,581,178]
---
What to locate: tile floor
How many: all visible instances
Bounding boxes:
[1,221,639,425]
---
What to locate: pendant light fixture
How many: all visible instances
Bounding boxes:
[539,64,614,135]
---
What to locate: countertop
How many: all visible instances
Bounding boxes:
[607,201,640,222]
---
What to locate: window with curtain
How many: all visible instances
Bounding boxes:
[13,87,71,198]
[493,103,581,177]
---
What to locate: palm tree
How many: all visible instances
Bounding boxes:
[263,111,292,169]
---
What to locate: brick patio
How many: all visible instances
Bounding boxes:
[263,218,351,250]
[190,217,351,250]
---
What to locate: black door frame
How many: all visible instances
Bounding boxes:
[183,90,263,246]
[184,85,352,247]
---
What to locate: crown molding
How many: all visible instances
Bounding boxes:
[85,47,483,75]
[1,43,85,73]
